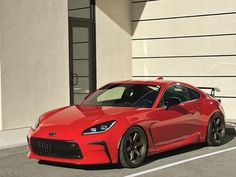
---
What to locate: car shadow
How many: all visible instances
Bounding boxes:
[38,160,121,170]
[143,143,206,166]
[38,132,235,170]
[143,132,235,165]
[223,129,235,145]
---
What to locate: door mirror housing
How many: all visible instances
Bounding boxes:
[164,97,181,110]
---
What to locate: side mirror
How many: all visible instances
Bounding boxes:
[164,97,181,110]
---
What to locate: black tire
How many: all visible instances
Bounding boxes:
[119,126,148,168]
[206,113,225,146]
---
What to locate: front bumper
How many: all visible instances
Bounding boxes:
[27,128,119,165]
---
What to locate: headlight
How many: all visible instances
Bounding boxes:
[82,120,116,135]
[31,117,40,131]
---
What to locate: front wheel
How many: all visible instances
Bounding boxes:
[206,113,225,146]
[119,126,148,168]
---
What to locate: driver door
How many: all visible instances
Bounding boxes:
[149,84,198,147]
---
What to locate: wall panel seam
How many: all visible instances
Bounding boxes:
[132,0,159,4]
[133,54,236,59]
[132,76,236,78]
[132,11,236,22]
[132,33,236,41]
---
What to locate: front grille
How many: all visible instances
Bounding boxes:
[30,137,83,159]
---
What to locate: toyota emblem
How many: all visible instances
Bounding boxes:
[49,132,56,137]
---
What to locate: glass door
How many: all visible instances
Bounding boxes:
[69,19,96,104]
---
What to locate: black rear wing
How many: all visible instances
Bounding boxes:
[197,87,220,97]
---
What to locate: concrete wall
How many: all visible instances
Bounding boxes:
[0,60,2,131]
[0,0,69,130]
[96,0,132,88]
[131,0,236,120]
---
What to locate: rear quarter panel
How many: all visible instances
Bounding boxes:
[199,94,225,141]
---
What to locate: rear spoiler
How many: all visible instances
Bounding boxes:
[197,87,220,97]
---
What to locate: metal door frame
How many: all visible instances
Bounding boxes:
[68,15,96,105]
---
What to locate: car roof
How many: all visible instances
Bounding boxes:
[109,79,200,90]
[109,79,176,86]
[104,79,206,96]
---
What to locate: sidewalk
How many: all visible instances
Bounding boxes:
[0,127,28,150]
[0,122,235,150]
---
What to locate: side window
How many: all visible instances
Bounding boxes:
[158,85,190,107]
[158,85,201,107]
[188,88,200,100]
[167,85,190,102]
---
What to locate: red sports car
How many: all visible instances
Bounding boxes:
[27,79,226,168]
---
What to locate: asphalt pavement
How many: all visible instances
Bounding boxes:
[0,132,236,177]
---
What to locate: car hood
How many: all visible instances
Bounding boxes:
[37,105,144,138]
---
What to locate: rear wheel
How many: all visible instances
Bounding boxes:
[206,113,225,146]
[119,126,147,168]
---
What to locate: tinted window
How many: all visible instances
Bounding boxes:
[158,85,200,107]
[83,84,160,108]
[188,88,200,100]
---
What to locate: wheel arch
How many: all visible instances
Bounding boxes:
[200,111,225,142]
[117,124,149,164]
[209,111,225,121]
[205,111,226,146]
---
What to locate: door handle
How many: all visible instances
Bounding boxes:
[72,73,79,86]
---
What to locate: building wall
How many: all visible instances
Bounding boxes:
[131,0,236,120]
[0,0,69,130]
[0,60,2,131]
[96,0,132,88]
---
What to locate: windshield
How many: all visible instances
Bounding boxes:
[83,84,160,108]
